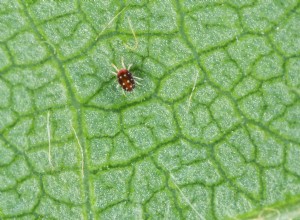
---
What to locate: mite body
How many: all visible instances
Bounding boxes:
[112,59,141,93]
[117,68,135,92]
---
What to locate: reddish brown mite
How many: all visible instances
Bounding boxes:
[112,59,141,92]
[117,68,135,91]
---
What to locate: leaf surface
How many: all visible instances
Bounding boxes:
[0,0,300,219]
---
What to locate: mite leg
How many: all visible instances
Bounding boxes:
[127,64,132,70]
[112,63,119,72]
[121,57,126,69]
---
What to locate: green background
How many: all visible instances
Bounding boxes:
[0,0,300,219]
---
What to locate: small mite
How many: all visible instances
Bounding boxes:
[112,59,141,92]
[116,68,135,91]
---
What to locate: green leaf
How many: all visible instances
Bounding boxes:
[0,0,300,219]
